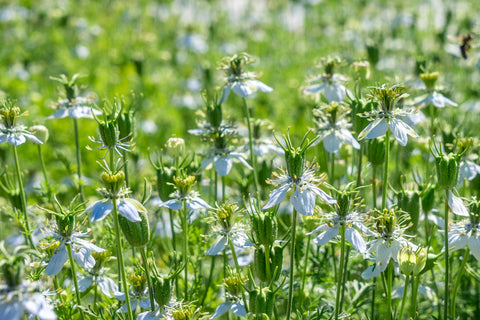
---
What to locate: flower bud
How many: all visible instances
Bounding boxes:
[397,190,420,232]
[29,125,49,144]
[165,137,185,159]
[420,185,435,213]
[224,274,244,298]
[56,214,75,238]
[398,246,427,276]
[118,209,150,248]
[251,211,277,248]
[420,72,439,91]
[117,109,135,142]
[129,270,147,295]
[434,153,460,190]
[98,119,120,150]
[173,174,196,197]
[0,102,21,128]
[352,61,370,80]
[101,171,125,195]
[153,277,172,308]
[367,138,385,166]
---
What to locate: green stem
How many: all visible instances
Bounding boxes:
[12,145,34,248]
[242,97,260,204]
[340,246,350,311]
[93,274,98,307]
[451,248,469,318]
[140,248,156,312]
[300,235,312,294]
[335,223,346,320]
[382,131,390,210]
[265,243,272,285]
[398,275,410,320]
[444,189,449,320]
[112,197,134,320]
[372,165,377,209]
[66,242,85,320]
[200,255,215,307]
[169,208,178,297]
[37,145,54,205]
[286,209,298,320]
[73,118,85,204]
[123,149,130,187]
[356,144,363,187]
[330,152,335,186]
[229,239,248,313]
[371,278,376,320]
[409,276,420,318]
[386,262,393,320]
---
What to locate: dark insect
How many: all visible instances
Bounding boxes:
[459,33,474,59]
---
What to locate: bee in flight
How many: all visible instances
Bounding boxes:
[446,32,479,66]
[459,33,474,59]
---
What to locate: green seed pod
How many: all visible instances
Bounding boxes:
[271,244,284,282]
[118,209,150,248]
[254,246,267,283]
[336,192,351,218]
[435,154,459,190]
[2,260,24,288]
[251,212,277,248]
[251,314,270,320]
[99,120,119,149]
[397,190,420,232]
[398,246,427,276]
[250,287,274,317]
[285,150,305,181]
[117,110,135,142]
[367,138,385,166]
[420,185,435,213]
[56,214,75,238]
[153,277,172,308]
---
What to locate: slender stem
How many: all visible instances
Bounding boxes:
[340,246,350,311]
[265,243,272,284]
[93,274,98,307]
[382,131,390,210]
[335,223,346,320]
[223,250,230,320]
[330,152,335,186]
[242,97,260,204]
[123,149,130,187]
[398,275,410,320]
[228,239,248,313]
[73,118,85,204]
[409,276,420,318]
[386,262,393,320]
[140,248,155,312]
[300,235,312,294]
[356,144,363,187]
[372,165,377,209]
[66,242,85,320]
[451,248,469,318]
[112,198,134,320]
[169,208,178,297]
[444,189,449,320]
[38,145,54,205]
[286,209,298,320]
[12,145,34,248]
[182,200,189,301]
[200,255,215,306]
[371,278,376,320]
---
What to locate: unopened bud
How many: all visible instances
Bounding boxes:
[118,209,150,248]
[165,137,185,159]
[420,72,439,91]
[29,125,49,144]
[398,246,427,276]
[153,277,172,308]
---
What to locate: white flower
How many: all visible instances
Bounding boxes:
[47,97,101,119]
[447,189,469,217]
[200,148,252,177]
[307,212,374,253]
[115,287,151,313]
[458,159,480,183]
[85,197,145,223]
[211,300,246,319]
[415,92,457,109]
[157,191,210,213]
[43,229,105,276]
[304,80,347,103]
[447,218,480,261]
[0,124,42,146]
[263,166,336,216]
[206,226,253,256]
[0,288,56,320]
[314,118,360,153]
[77,272,118,298]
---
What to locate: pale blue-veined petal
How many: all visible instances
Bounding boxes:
[188,128,207,136]
[211,302,232,319]
[98,276,118,297]
[345,227,367,253]
[46,109,69,119]
[339,128,360,149]
[310,185,337,205]
[231,232,254,248]
[0,135,7,144]
[200,156,214,170]
[313,226,339,246]
[358,117,388,141]
[249,79,273,93]
[448,233,468,252]
[162,199,182,210]
[231,302,247,317]
[362,264,382,279]
[324,84,346,102]
[77,275,93,292]
[303,83,325,95]
[71,245,95,269]
[389,118,417,146]
[139,298,151,309]
[376,243,394,268]
[467,238,480,261]
[323,131,343,153]
[46,244,69,276]
[117,199,142,222]
[306,223,329,236]
[290,187,316,216]
[8,134,26,146]
[263,183,291,210]
[353,221,376,236]
[206,235,228,256]
[230,153,253,170]
[74,238,105,253]
[86,200,113,223]
[0,300,23,320]
[459,161,480,181]
[24,133,43,144]
[366,238,382,254]
[187,197,210,210]
[431,92,457,108]
[448,190,469,216]
[232,81,254,98]
[219,85,232,104]
[70,106,100,119]
[24,293,56,320]
[215,156,233,176]
[138,309,162,320]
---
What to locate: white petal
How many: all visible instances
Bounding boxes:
[313,226,339,246]
[231,302,247,317]
[0,300,23,320]
[211,302,232,319]
[231,233,254,248]
[263,183,290,210]
[139,298,151,309]
[215,156,233,176]
[24,133,43,144]
[249,79,273,93]
[219,85,231,104]
[448,190,469,216]
[324,84,346,102]
[345,227,367,253]
[359,117,388,140]
[323,131,342,153]
[340,128,360,149]
[117,199,142,222]
[47,109,68,119]
[125,198,147,212]
[24,293,56,320]
[187,197,210,210]
[164,199,182,210]
[306,224,329,236]
[98,276,118,298]
[46,244,69,276]
[448,233,468,252]
[206,236,228,256]
[290,188,316,216]
[70,106,96,119]
[74,238,105,253]
[72,246,96,269]
[303,83,325,95]
[361,264,382,279]
[468,238,480,261]
[390,118,417,146]
[311,186,337,205]
[8,134,26,146]
[77,275,93,292]
[87,200,113,223]
[0,135,7,144]
[230,152,253,170]
[460,161,480,181]
[200,156,214,170]
[232,82,254,98]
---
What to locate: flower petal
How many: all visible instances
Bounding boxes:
[24,133,43,144]
[219,85,232,104]
[231,233,254,248]
[324,84,346,102]
[74,238,105,253]
[339,128,360,149]
[389,118,417,146]
[345,227,367,253]
[323,131,342,153]
[215,156,233,176]
[187,197,210,210]
[303,83,325,95]
[163,199,183,210]
[310,186,337,205]
[290,188,316,216]
[77,275,93,292]
[211,302,232,319]
[249,79,273,93]
[0,300,23,320]
[263,183,290,210]
[231,302,247,317]
[46,244,69,276]
[87,200,113,223]
[362,264,382,279]
[24,293,56,320]
[8,134,26,146]
[359,117,388,141]
[448,190,469,217]
[206,235,228,256]
[72,245,96,269]
[232,82,254,98]
[117,199,142,222]
[313,226,339,246]
[98,276,118,298]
